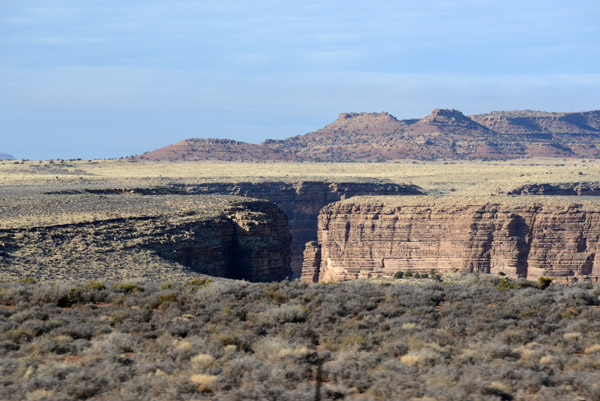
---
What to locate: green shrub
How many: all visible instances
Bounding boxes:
[393,271,404,279]
[5,328,33,343]
[58,287,84,307]
[113,282,145,293]
[264,288,286,302]
[18,277,36,284]
[158,292,178,303]
[184,278,211,289]
[211,332,253,352]
[159,282,175,290]
[340,334,366,349]
[497,278,519,291]
[534,277,553,290]
[85,281,106,291]
[404,272,413,278]
[427,269,439,279]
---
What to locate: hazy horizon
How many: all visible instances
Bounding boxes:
[1,1,599,160]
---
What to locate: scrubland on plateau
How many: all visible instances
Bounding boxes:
[3,158,600,195]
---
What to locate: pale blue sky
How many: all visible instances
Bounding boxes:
[1,0,599,159]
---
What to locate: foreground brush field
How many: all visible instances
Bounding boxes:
[1,274,600,401]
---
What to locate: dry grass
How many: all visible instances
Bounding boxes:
[2,158,600,196]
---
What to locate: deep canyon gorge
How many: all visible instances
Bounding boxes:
[3,160,600,283]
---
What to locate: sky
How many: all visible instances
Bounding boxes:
[1,0,599,160]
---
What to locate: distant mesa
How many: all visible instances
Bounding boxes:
[133,108,600,162]
[338,111,398,121]
[0,153,15,161]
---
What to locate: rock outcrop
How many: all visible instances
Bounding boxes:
[0,194,291,282]
[506,182,600,196]
[58,181,423,278]
[300,241,321,283]
[304,196,600,282]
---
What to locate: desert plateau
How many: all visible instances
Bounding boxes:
[2,154,600,399]
[3,1,600,399]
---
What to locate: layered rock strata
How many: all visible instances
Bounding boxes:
[0,194,291,282]
[304,196,600,282]
[56,181,423,278]
[301,241,321,283]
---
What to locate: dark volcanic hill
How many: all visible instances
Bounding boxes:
[0,153,15,161]
[135,109,600,161]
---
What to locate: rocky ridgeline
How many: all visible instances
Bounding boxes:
[302,196,600,283]
[0,194,291,282]
[471,109,600,136]
[57,181,423,278]
[137,109,600,161]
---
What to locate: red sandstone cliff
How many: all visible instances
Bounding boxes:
[303,196,600,282]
